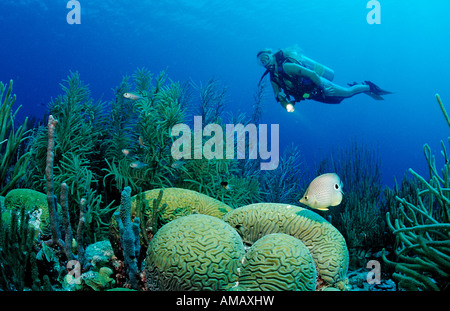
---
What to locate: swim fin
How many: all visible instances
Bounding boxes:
[364,81,393,100]
[348,81,393,100]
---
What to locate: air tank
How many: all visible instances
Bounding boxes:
[299,55,335,81]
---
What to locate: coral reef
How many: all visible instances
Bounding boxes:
[145,214,245,291]
[191,77,227,125]
[64,267,115,291]
[0,69,388,292]
[239,233,317,291]
[102,70,264,208]
[0,80,31,196]
[44,114,68,257]
[27,73,113,244]
[382,94,450,290]
[320,141,385,250]
[223,203,349,286]
[83,240,115,268]
[309,141,389,271]
[259,143,304,204]
[103,70,188,192]
[436,94,450,128]
[382,94,450,291]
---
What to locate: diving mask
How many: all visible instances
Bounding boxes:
[257,52,272,68]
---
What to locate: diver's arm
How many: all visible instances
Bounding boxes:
[271,81,281,99]
[271,81,284,102]
[283,63,322,87]
[271,81,291,108]
[270,81,295,112]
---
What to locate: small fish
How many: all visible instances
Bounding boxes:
[138,136,147,148]
[122,149,131,156]
[130,161,148,169]
[299,173,343,211]
[220,181,233,190]
[123,92,142,100]
[171,160,185,169]
[0,139,7,145]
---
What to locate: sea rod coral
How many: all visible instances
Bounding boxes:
[383,94,450,291]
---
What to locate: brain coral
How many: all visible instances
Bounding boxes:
[145,214,245,291]
[223,203,349,285]
[131,187,232,223]
[239,233,316,291]
[4,188,60,234]
[109,187,233,257]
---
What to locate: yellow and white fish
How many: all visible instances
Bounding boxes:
[299,173,343,211]
[122,149,131,156]
[123,92,142,100]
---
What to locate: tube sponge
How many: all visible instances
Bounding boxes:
[145,214,245,291]
[223,203,349,285]
[239,233,317,291]
[114,186,140,289]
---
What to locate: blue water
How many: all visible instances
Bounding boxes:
[1,0,449,187]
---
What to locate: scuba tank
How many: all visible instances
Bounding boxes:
[298,55,335,81]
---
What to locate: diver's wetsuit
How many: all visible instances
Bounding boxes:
[309,92,346,104]
[267,50,346,104]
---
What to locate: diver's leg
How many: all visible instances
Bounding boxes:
[322,79,369,97]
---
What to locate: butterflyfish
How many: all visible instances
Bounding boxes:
[299,173,343,211]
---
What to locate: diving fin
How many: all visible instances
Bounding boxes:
[364,91,385,100]
[364,81,393,96]
[348,81,393,100]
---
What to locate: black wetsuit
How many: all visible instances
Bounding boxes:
[266,51,345,104]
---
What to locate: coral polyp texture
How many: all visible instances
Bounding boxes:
[223,203,349,285]
[239,233,317,291]
[145,214,245,291]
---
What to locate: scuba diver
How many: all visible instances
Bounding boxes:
[257,48,392,112]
